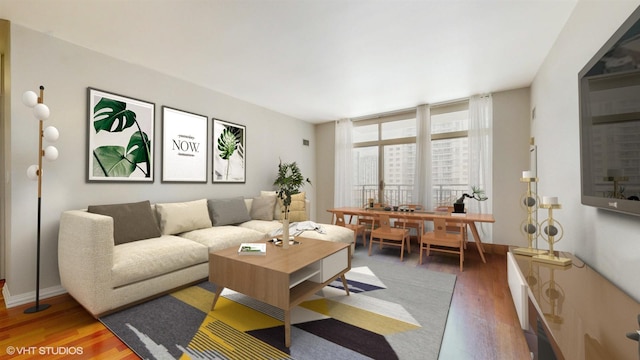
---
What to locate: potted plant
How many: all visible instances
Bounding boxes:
[273,160,311,246]
[453,186,488,213]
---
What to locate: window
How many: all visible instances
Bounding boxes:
[352,111,416,207]
[431,101,470,206]
[350,101,470,208]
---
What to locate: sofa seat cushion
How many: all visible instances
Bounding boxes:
[180,226,267,251]
[296,223,354,245]
[238,220,282,234]
[112,235,208,288]
[240,220,354,245]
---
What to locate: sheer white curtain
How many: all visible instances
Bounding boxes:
[413,104,433,210]
[468,94,493,240]
[334,119,353,207]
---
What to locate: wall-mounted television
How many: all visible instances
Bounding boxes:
[579,5,640,216]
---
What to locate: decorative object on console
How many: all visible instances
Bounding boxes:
[87,88,155,182]
[533,197,572,266]
[453,185,488,213]
[273,160,311,248]
[513,170,546,256]
[22,85,59,314]
[212,118,245,183]
[161,106,208,183]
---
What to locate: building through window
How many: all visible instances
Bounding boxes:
[351,100,469,208]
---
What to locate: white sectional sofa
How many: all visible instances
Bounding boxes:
[58,195,353,318]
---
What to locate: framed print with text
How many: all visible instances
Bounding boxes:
[212,118,245,183]
[162,106,208,182]
[88,88,155,182]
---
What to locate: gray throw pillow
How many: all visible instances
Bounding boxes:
[208,197,252,226]
[88,200,161,245]
[250,195,276,220]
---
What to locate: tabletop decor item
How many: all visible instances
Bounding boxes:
[273,160,311,248]
[453,185,488,213]
[513,171,546,256]
[22,85,59,313]
[533,197,571,266]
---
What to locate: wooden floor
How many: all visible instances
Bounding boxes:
[0,240,530,359]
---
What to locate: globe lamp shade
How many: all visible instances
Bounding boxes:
[27,165,39,180]
[43,126,59,142]
[22,91,38,108]
[44,146,59,161]
[33,103,50,120]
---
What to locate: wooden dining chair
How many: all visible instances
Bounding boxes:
[420,217,465,271]
[369,214,411,261]
[334,211,366,247]
[393,204,425,245]
[358,214,377,238]
[435,205,469,249]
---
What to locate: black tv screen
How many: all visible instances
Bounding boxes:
[579,5,640,216]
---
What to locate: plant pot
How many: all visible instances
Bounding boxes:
[453,203,465,213]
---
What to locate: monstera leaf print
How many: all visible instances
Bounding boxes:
[92,98,151,178]
[93,98,137,133]
[217,126,242,180]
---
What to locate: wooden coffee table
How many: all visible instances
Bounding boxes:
[208,237,351,347]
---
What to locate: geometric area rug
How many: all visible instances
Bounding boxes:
[100,260,456,360]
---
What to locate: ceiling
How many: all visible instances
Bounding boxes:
[0,0,578,123]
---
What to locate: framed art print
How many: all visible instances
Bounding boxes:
[88,88,155,182]
[161,106,208,182]
[212,118,245,183]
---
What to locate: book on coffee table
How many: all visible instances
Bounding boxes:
[238,243,266,255]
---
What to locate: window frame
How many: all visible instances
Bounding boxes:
[352,110,417,204]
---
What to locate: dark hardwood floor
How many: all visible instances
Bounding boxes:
[0,240,530,359]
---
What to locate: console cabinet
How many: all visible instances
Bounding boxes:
[507,250,640,360]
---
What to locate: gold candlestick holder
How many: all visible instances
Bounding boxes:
[533,203,571,266]
[513,177,546,256]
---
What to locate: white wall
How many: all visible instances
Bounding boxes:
[314,121,335,224]
[492,88,532,246]
[531,0,640,301]
[4,24,316,305]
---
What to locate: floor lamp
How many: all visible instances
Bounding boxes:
[22,85,59,314]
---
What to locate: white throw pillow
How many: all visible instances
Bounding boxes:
[260,190,280,219]
[156,199,212,235]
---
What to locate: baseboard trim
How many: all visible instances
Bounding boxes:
[467,242,510,255]
[2,283,67,309]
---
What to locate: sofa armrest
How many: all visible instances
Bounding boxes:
[58,210,115,314]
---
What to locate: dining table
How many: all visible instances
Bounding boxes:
[327,207,495,263]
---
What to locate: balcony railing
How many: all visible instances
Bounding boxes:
[352,183,469,208]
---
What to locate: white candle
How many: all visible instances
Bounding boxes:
[522,170,533,178]
[542,196,558,205]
